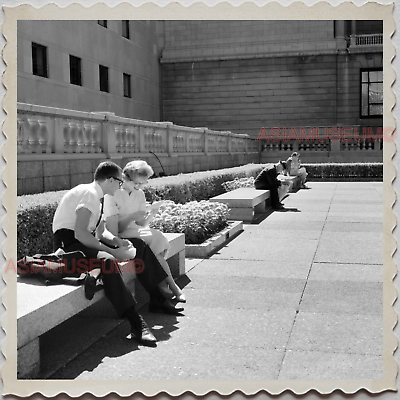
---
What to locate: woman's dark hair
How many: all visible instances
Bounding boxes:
[94,161,122,181]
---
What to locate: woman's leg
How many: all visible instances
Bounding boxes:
[298,168,307,186]
[155,253,186,302]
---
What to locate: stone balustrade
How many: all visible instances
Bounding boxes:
[259,125,383,164]
[17,103,262,195]
[17,102,257,157]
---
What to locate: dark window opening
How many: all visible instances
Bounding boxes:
[122,21,130,39]
[69,55,82,86]
[32,42,48,78]
[99,65,109,93]
[123,73,131,98]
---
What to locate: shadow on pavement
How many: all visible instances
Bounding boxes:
[49,312,181,379]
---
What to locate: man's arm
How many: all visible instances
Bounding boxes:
[75,208,132,258]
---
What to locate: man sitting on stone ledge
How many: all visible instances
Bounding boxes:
[52,161,180,346]
[254,161,290,210]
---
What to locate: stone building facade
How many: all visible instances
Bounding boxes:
[18,20,165,121]
[161,20,383,140]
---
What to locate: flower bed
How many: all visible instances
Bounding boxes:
[150,200,230,245]
[222,176,255,192]
[17,197,231,258]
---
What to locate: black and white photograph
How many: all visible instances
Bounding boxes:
[1,0,397,397]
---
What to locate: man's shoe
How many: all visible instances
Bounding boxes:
[131,315,157,346]
[84,274,97,300]
[149,299,184,315]
[272,204,285,210]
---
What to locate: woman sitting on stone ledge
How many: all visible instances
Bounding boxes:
[104,160,186,303]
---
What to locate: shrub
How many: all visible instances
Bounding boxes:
[150,200,230,244]
[17,191,66,260]
[302,162,383,180]
[142,164,264,203]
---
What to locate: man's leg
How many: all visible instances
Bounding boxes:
[53,230,156,345]
[270,186,283,208]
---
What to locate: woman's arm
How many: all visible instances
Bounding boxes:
[118,210,147,232]
[135,209,157,227]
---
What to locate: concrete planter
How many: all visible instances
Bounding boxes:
[185,220,243,258]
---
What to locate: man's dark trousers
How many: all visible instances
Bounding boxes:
[53,229,167,316]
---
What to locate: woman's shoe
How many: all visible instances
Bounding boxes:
[149,299,184,315]
[174,293,186,303]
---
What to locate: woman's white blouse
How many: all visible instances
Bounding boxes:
[104,188,147,237]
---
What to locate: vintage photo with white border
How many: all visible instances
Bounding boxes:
[1,0,397,397]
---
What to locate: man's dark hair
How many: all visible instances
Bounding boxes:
[94,161,122,181]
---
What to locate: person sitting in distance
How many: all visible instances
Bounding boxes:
[254,161,290,210]
[286,152,308,188]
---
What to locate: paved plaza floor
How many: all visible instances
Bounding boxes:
[49,182,383,381]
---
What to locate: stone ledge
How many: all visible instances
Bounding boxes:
[17,233,185,379]
[185,220,243,258]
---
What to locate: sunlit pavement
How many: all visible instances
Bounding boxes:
[49,182,383,380]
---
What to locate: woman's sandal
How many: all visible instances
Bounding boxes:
[174,293,186,303]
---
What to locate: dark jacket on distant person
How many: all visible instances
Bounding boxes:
[254,165,281,190]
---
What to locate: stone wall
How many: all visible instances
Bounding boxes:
[161,21,383,141]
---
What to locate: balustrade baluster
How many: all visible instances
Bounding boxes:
[27,118,40,153]
[156,131,162,152]
[115,126,122,153]
[83,123,93,152]
[38,119,51,153]
[63,121,71,153]
[91,123,100,153]
[125,128,132,152]
[120,127,127,153]
[69,122,78,153]
[144,128,151,150]
[76,122,85,153]
[17,117,27,154]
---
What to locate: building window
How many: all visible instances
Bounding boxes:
[32,42,48,78]
[99,65,109,93]
[69,55,82,86]
[98,20,107,28]
[361,69,383,117]
[123,73,131,98]
[122,20,130,39]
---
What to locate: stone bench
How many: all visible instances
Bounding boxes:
[209,187,271,223]
[17,232,185,379]
[210,176,303,223]
[278,175,302,200]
